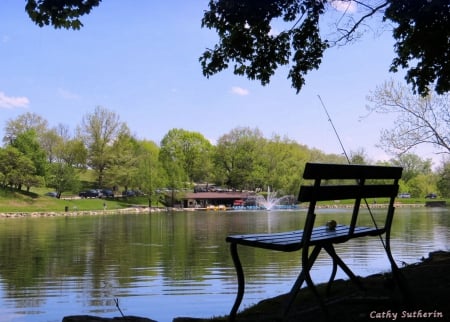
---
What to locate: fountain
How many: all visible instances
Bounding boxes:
[255,187,296,210]
[231,187,297,210]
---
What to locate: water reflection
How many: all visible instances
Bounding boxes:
[0,208,448,322]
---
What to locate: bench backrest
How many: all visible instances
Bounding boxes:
[298,162,402,243]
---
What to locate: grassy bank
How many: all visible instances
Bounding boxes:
[0,187,150,213]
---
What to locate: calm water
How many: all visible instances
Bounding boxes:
[0,207,449,322]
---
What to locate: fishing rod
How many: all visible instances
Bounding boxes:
[317,95,387,250]
[317,95,350,162]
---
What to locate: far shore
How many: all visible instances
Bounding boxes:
[0,206,176,218]
[0,202,429,219]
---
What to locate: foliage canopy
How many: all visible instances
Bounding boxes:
[24,1,449,95]
[25,0,101,30]
[200,0,449,96]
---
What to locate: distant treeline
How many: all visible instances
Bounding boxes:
[2,108,448,201]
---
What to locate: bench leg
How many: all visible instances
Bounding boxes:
[384,232,412,303]
[229,242,244,322]
[302,246,329,317]
[326,251,338,296]
[323,244,365,292]
[284,245,322,317]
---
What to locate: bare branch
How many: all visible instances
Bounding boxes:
[332,1,389,45]
[367,81,450,156]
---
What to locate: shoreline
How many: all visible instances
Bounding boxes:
[0,206,179,218]
[0,202,428,219]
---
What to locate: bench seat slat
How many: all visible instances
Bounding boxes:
[226,225,383,252]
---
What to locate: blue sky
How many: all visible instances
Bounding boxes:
[0,1,439,164]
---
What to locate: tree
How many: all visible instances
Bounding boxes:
[106,132,141,191]
[78,106,129,187]
[25,0,101,30]
[46,162,80,197]
[24,1,449,96]
[200,0,449,96]
[260,135,310,195]
[25,0,450,95]
[384,0,450,95]
[159,129,214,184]
[214,127,265,190]
[367,80,450,156]
[56,138,88,168]
[0,146,38,190]
[407,173,437,198]
[437,162,450,197]
[3,112,49,145]
[388,153,433,197]
[47,135,86,196]
[10,130,47,178]
[136,140,167,207]
[349,148,370,165]
[40,128,63,163]
[390,153,432,183]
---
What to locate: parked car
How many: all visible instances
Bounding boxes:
[122,190,136,197]
[79,189,101,198]
[398,193,411,198]
[101,189,114,198]
[425,193,437,199]
[45,191,58,198]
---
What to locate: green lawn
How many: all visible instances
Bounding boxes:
[0,188,150,213]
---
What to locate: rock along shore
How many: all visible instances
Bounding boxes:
[0,206,194,218]
[0,202,426,219]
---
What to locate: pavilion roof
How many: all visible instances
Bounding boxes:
[183,191,254,200]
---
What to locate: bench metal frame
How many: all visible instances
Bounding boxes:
[226,162,405,321]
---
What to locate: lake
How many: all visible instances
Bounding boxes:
[0,207,449,322]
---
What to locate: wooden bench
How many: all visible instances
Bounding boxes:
[226,162,406,321]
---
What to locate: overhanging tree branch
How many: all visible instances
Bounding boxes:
[332,1,389,45]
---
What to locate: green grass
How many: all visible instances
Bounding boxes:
[0,168,160,213]
[0,187,151,213]
[313,196,436,206]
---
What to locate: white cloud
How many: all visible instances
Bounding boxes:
[0,91,30,109]
[231,86,249,96]
[331,0,357,13]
